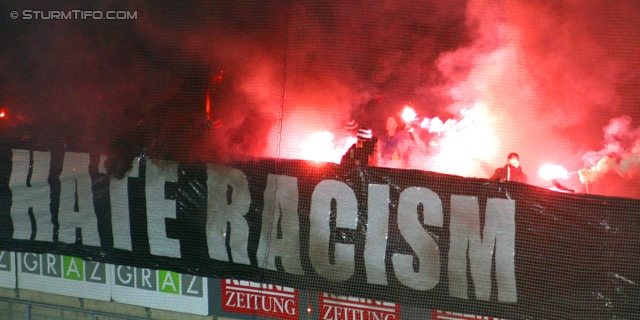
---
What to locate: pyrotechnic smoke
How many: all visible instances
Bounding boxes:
[1,1,640,197]
[579,116,640,184]
[409,0,640,188]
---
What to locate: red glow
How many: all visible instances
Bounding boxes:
[400,106,417,123]
[538,164,569,181]
[299,131,347,163]
[205,89,211,120]
[212,69,224,84]
[412,102,497,178]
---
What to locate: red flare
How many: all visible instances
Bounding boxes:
[400,106,417,123]
[205,89,211,120]
[538,164,569,181]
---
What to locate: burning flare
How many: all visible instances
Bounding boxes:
[400,106,417,124]
[299,131,355,164]
[538,164,569,181]
[420,102,484,135]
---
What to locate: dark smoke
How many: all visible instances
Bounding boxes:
[1,1,640,197]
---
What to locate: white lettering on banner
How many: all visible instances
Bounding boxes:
[224,292,297,315]
[257,174,304,274]
[140,268,153,288]
[364,184,390,285]
[58,152,101,246]
[10,150,54,241]
[186,275,200,295]
[323,306,397,320]
[23,253,39,273]
[117,266,133,284]
[432,309,508,320]
[110,266,207,314]
[309,180,357,282]
[448,196,517,302]
[225,291,236,306]
[222,279,298,317]
[46,254,57,276]
[206,164,251,264]
[161,271,177,292]
[145,160,181,258]
[65,257,81,278]
[320,293,399,320]
[100,155,136,251]
[89,262,103,281]
[113,265,205,297]
[5,149,518,303]
[392,187,442,290]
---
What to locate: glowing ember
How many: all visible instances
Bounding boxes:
[299,131,346,163]
[0,109,5,118]
[205,89,211,119]
[400,106,417,123]
[538,164,569,181]
[212,69,224,84]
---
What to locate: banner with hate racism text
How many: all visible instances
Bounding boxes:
[0,147,638,319]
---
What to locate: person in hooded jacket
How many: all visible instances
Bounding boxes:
[491,152,528,183]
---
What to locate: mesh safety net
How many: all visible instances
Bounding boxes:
[1,1,640,319]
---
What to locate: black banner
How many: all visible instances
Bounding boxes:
[0,147,639,319]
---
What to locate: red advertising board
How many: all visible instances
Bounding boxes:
[319,293,400,320]
[432,310,508,320]
[222,279,299,319]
